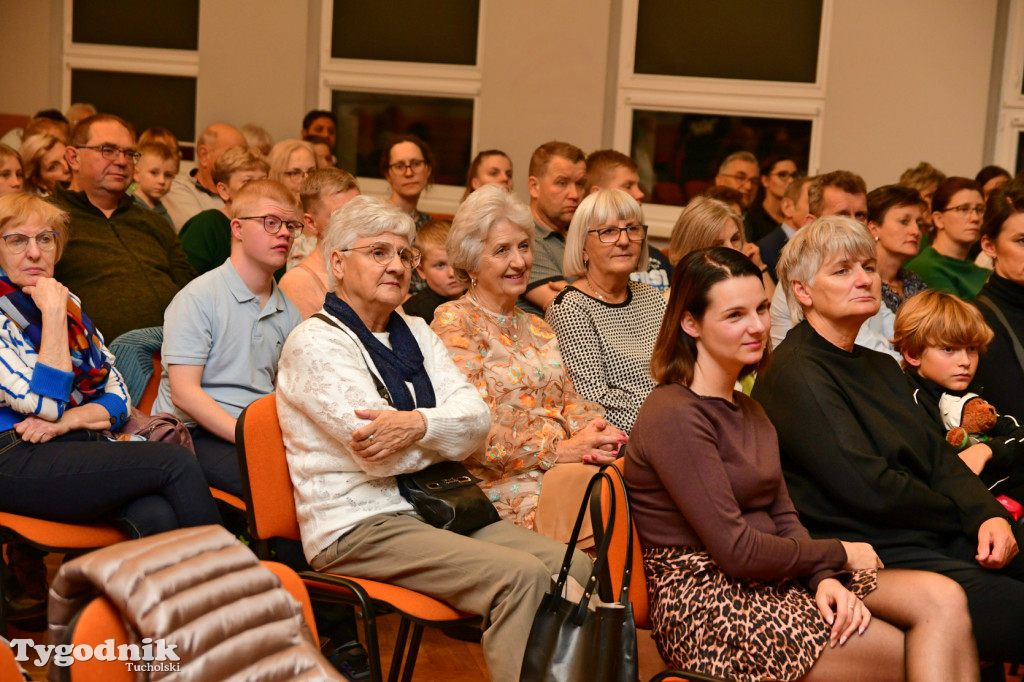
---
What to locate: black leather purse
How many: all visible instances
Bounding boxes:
[519,466,639,682]
[312,314,501,535]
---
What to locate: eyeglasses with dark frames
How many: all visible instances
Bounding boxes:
[75,145,142,164]
[340,242,421,269]
[587,224,648,244]
[1,231,60,254]
[239,215,305,235]
[388,159,427,174]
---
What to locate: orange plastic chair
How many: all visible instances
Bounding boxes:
[593,459,728,682]
[0,636,26,681]
[235,394,479,682]
[66,561,322,682]
[0,513,128,637]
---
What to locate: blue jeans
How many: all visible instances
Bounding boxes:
[0,428,221,538]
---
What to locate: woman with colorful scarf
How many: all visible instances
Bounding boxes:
[0,193,220,545]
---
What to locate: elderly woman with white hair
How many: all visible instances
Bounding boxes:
[276,194,591,682]
[545,189,666,433]
[431,184,625,531]
[751,215,1024,664]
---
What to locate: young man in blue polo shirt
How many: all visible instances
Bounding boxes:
[154,179,303,496]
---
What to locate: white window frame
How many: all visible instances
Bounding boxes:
[992,0,1024,172]
[316,0,485,216]
[613,0,834,238]
[61,1,199,147]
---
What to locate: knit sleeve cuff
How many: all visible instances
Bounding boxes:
[91,392,129,430]
[29,363,73,401]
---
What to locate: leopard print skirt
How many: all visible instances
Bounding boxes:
[643,547,878,682]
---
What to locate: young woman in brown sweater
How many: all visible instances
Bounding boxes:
[624,246,978,682]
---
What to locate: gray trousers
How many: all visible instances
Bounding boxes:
[312,512,593,682]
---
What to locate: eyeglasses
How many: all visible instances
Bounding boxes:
[942,204,985,217]
[340,242,421,269]
[1,231,60,254]
[388,159,427,174]
[239,215,304,235]
[76,145,142,164]
[588,224,648,244]
[283,168,315,180]
[718,172,756,186]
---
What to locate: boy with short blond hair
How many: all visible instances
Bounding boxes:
[278,168,360,318]
[403,219,466,322]
[178,146,269,274]
[154,179,303,497]
[132,141,177,228]
[893,289,1024,498]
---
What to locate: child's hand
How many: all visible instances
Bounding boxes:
[958,442,992,475]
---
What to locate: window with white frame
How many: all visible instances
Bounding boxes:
[318,0,482,215]
[614,0,832,237]
[63,0,199,152]
[992,0,1024,175]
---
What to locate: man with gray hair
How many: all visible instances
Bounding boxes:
[163,122,247,231]
[713,151,760,210]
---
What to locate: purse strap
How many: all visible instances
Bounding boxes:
[313,312,394,406]
[551,470,620,625]
[975,295,1024,374]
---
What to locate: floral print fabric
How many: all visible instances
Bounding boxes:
[431,295,605,528]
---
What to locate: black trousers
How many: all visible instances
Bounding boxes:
[878,524,1024,662]
[0,428,221,538]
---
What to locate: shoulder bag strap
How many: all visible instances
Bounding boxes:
[312,312,394,406]
[975,295,1024,374]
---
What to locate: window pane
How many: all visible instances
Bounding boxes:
[631,110,812,206]
[70,70,197,142]
[635,0,822,82]
[332,91,473,185]
[1016,132,1024,175]
[331,0,478,65]
[72,0,199,51]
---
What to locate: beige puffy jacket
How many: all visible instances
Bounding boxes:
[47,524,342,681]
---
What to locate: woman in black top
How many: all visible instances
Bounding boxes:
[973,185,1024,417]
[752,214,1024,663]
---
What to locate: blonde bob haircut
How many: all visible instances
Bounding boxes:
[563,189,648,278]
[667,196,743,266]
[776,215,876,323]
[322,195,416,291]
[891,289,993,368]
[0,192,70,260]
[447,183,534,287]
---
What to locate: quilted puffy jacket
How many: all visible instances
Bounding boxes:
[47,524,342,681]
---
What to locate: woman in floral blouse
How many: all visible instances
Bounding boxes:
[431,185,625,529]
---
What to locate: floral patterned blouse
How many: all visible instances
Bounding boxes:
[431,295,605,529]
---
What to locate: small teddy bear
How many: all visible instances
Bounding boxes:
[939,393,998,450]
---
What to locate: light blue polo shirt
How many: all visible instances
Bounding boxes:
[153,258,302,425]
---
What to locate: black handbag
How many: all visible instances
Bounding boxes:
[311,314,501,535]
[396,460,500,534]
[520,466,639,682]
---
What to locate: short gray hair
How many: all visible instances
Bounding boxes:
[777,214,876,322]
[447,183,534,286]
[321,195,416,290]
[718,151,757,174]
[563,189,647,278]
[667,196,742,266]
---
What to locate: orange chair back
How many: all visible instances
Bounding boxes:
[136,352,161,415]
[600,458,651,629]
[236,393,303,544]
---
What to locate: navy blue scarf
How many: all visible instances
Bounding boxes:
[323,293,435,411]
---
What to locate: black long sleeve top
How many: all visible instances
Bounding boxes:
[751,321,1009,551]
